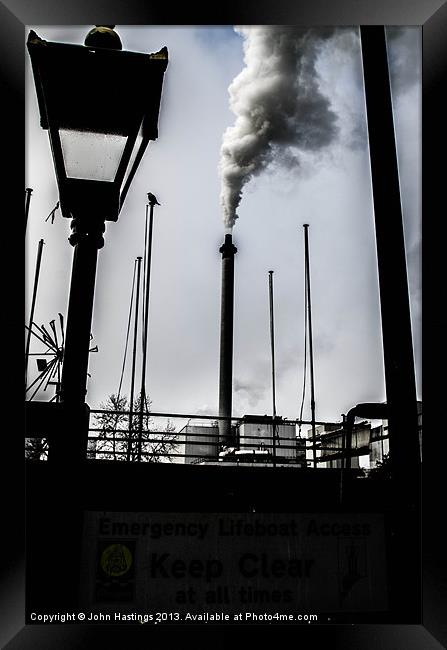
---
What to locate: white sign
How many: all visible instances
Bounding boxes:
[81,512,387,614]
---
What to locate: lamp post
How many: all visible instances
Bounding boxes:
[27,26,168,463]
[25,187,33,231]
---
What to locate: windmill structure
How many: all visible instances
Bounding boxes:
[25,314,98,402]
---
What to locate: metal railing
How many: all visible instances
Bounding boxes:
[25,407,391,468]
[86,410,310,466]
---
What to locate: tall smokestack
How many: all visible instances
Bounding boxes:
[218,233,237,447]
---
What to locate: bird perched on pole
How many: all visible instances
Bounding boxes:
[147,192,160,206]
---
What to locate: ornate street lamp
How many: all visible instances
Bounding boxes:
[27,26,168,233]
[27,26,168,460]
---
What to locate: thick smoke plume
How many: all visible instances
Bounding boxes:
[220,27,340,229]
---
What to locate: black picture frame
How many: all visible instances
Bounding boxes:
[2,1,445,648]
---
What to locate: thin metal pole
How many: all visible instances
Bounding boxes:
[25,238,44,390]
[127,257,142,462]
[268,270,277,467]
[303,224,317,468]
[142,204,149,337]
[138,194,158,460]
[140,201,154,402]
[25,188,33,231]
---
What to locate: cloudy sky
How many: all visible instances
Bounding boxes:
[25,25,421,423]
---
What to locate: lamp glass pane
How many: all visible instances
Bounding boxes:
[121,123,144,191]
[59,129,127,182]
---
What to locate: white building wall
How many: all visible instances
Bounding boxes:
[238,421,303,461]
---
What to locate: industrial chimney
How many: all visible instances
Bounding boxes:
[218,233,237,448]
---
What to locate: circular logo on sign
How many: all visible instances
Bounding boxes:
[100,544,133,577]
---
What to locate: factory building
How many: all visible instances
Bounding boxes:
[183,422,219,464]
[369,423,390,467]
[182,415,307,467]
[307,422,370,469]
[237,415,306,464]
[308,401,422,470]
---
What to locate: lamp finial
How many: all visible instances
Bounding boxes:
[84,25,122,50]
